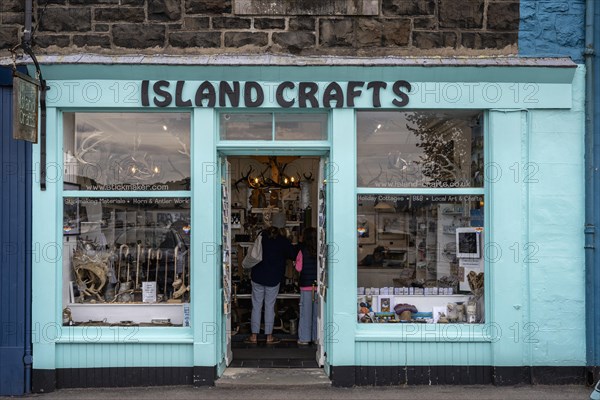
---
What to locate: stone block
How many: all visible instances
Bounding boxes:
[224,31,268,47]
[73,34,111,48]
[382,18,410,46]
[33,34,70,48]
[540,2,569,13]
[213,17,251,29]
[43,0,67,4]
[439,0,484,29]
[487,2,520,31]
[184,17,210,29]
[289,17,315,31]
[113,24,166,48]
[39,7,91,32]
[186,0,232,14]
[272,32,315,54]
[122,0,145,5]
[319,19,353,47]
[70,0,118,4]
[356,18,382,47]
[555,15,584,47]
[94,24,110,32]
[94,7,145,23]
[0,27,19,49]
[234,0,378,16]
[413,31,457,49]
[169,31,221,47]
[149,0,182,21]
[462,32,517,49]
[1,12,25,25]
[1,0,25,12]
[254,18,285,30]
[413,17,436,30]
[382,0,435,16]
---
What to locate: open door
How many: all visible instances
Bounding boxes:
[315,157,328,367]
[220,157,233,366]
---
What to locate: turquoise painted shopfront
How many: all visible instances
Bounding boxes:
[29,60,586,389]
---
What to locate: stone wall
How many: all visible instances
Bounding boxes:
[0,0,520,57]
[519,0,585,63]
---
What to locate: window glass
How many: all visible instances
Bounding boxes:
[219,113,272,140]
[63,113,191,191]
[63,197,191,326]
[357,194,484,324]
[275,113,328,140]
[357,111,483,188]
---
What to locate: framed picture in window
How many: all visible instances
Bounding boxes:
[378,295,393,313]
[357,214,375,244]
[231,208,245,229]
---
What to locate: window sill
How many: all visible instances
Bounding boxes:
[55,326,193,344]
[355,323,494,343]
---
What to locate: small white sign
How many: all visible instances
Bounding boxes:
[142,282,157,303]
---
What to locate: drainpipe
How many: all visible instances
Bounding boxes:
[23,0,32,46]
[585,0,597,382]
[22,1,33,394]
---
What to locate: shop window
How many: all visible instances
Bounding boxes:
[62,112,192,327]
[357,111,483,188]
[220,112,328,141]
[63,113,191,191]
[62,197,191,326]
[356,111,485,325]
[275,113,328,140]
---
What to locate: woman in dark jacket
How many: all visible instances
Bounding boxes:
[295,227,318,345]
[246,224,295,344]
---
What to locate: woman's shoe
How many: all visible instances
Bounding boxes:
[244,335,258,344]
[297,340,310,345]
[266,336,281,344]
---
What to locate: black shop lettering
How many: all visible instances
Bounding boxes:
[141,80,411,108]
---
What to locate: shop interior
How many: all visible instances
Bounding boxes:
[223,155,322,367]
[357,195,485,324]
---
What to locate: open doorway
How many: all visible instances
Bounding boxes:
[221,155,327,368]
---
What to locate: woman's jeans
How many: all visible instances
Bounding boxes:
[251,281,280,335]
[298,289,318,342]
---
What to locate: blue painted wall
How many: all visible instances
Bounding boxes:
[0,66,32,395]
[520,0,586,63]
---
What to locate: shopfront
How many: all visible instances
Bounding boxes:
[30,58,586,390]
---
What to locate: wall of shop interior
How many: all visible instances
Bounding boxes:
[30,64,584,382]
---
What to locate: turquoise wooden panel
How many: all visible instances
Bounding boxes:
[38,64,577,85]
[328,109,357,366]
[31,107,59,370]
[355,342,492,366]
[191,108,219,367]
[43,80,572,110]
[525,69,586,366]
[56,344,193,368]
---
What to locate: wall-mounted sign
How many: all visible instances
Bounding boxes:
[141,80,411,109]
[12,71,39,143]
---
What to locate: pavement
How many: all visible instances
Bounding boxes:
[2,368,592,400]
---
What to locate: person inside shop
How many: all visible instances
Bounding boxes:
[245,215,296,345]
[295,227,318,345]
[359,245,386,267]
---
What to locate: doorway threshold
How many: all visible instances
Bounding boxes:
[217,368,330,388]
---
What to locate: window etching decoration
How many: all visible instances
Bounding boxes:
[357,111,483,189]
[63,113,191,191]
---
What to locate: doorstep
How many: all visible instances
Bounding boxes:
[216,368,331,388]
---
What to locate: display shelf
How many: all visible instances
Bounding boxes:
[67,302,187,325]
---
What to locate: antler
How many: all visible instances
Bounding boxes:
[234,166,253,192]
[74,132,108,165]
